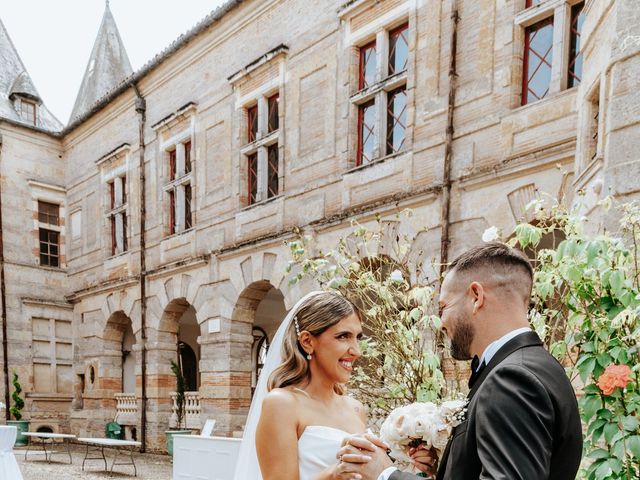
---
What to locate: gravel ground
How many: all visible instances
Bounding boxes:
[15,445,173,480]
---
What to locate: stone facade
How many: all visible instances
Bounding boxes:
[0,0,638,452]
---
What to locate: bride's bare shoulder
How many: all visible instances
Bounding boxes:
[344,394,367,423]
[261,388,300,412]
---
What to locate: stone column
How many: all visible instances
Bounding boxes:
[144,327,179,452]
[198,315,253,437]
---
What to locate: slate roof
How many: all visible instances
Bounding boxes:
[68,1,133,123]
[0,18,63,131]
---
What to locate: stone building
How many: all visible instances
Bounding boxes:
[0,0,637,452]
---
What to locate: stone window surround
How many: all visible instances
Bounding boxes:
[514,0,586,103]
[107,175,128,256]
[240,92,281,206]
[153,104,197,237]
[28,180,66,269]
[229,47,286,209]
[96,144,131,258]
[163,137,194,235]
[343,0,413,168]
[574,79,604,185]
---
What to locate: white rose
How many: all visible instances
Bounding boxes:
[482,226,500,242]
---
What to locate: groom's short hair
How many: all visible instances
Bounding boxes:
[448,242,534,303]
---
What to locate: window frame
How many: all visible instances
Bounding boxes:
[241,89,282,207]
[20,98,37,125]
[351,20,410,167]
[516,0,586,107]
[163,138,195,236]
[106,175,128,256]
[521,16,555,106]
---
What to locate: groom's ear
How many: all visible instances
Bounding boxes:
[469,281,485,313]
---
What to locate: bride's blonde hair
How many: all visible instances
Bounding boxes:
[267,291,360,395]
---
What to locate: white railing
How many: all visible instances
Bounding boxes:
[114,393,138,425]
[170,391,201,430]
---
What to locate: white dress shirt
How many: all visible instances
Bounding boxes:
[377,327,532,480]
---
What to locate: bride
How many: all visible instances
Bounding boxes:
[233,291,374,480]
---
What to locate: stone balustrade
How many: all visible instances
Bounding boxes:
[170,391,201,430]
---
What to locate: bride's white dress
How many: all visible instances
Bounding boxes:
[298,425,348,479]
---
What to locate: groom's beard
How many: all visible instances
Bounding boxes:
[450,315,475,361]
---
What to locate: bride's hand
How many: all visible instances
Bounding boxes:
[326,460,365,480]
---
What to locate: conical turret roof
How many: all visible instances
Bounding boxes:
[69,1,132,122]
[0,18,63,131]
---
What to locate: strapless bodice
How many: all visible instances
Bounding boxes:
[298,425,349,479]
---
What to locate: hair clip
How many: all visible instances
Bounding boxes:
[294,316,301,336]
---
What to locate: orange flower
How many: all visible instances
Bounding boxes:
[597,364,632,395]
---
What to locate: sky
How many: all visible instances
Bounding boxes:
[1,0,228,124]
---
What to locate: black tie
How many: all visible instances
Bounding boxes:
[468,355,486,389]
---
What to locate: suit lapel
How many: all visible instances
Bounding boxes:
[467,331,543,400]
[435,331,543,479]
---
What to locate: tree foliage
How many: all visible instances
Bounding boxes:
[509,199,639,480]
[286,212,458,422]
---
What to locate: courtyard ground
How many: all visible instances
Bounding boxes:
[15,445,173,479]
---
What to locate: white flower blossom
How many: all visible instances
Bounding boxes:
[379,400,468,463]
[482,226,500,242]
[389,269,404,283]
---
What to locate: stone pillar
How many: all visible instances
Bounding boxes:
[199,315,253,437]
[144,328,178,452]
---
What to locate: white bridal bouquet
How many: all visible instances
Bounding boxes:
[379,400,467,464]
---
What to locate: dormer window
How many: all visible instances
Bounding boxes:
[20,99,37,125]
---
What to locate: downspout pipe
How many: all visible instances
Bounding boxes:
[0,134,9,419]
[132,85,148,452]
[439,0,459,278]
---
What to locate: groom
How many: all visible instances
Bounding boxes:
[339,243,583,479]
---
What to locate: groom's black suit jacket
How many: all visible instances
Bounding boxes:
[389,332,582,480]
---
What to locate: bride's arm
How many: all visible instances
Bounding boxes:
[256,390,301,480]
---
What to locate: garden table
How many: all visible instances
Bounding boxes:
[76,437,141,476]
[22,432,76,464]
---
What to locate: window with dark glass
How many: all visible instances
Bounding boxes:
[568,2,585,88]
[357,101,376,165]
[185,184,192,229]
[522,17,554,105]
[268,94,279,133]
[184,140,192,174]
[248,153,258,205]
[387,87,407,155]
[247,105,258,143]
[39,229,59,267]
[359,41,377,89]
[169,149,177,181]
[267,145,279,199]
[169,190,176,235]
[389,24,409,76]
[38,201,59,226]
[107,176,127,255]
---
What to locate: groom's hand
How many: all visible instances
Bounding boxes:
[409,445,438,477]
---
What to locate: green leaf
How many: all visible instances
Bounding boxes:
[581,395,602,421]
[611,438,625,460]
[627,435,640,459]
[588,448,610,460]
[578,357,597,383]
[604,422,619,444]
[621,415,639,431]
[594,460,612,479]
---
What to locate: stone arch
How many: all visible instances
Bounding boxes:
[157,298,202,390]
